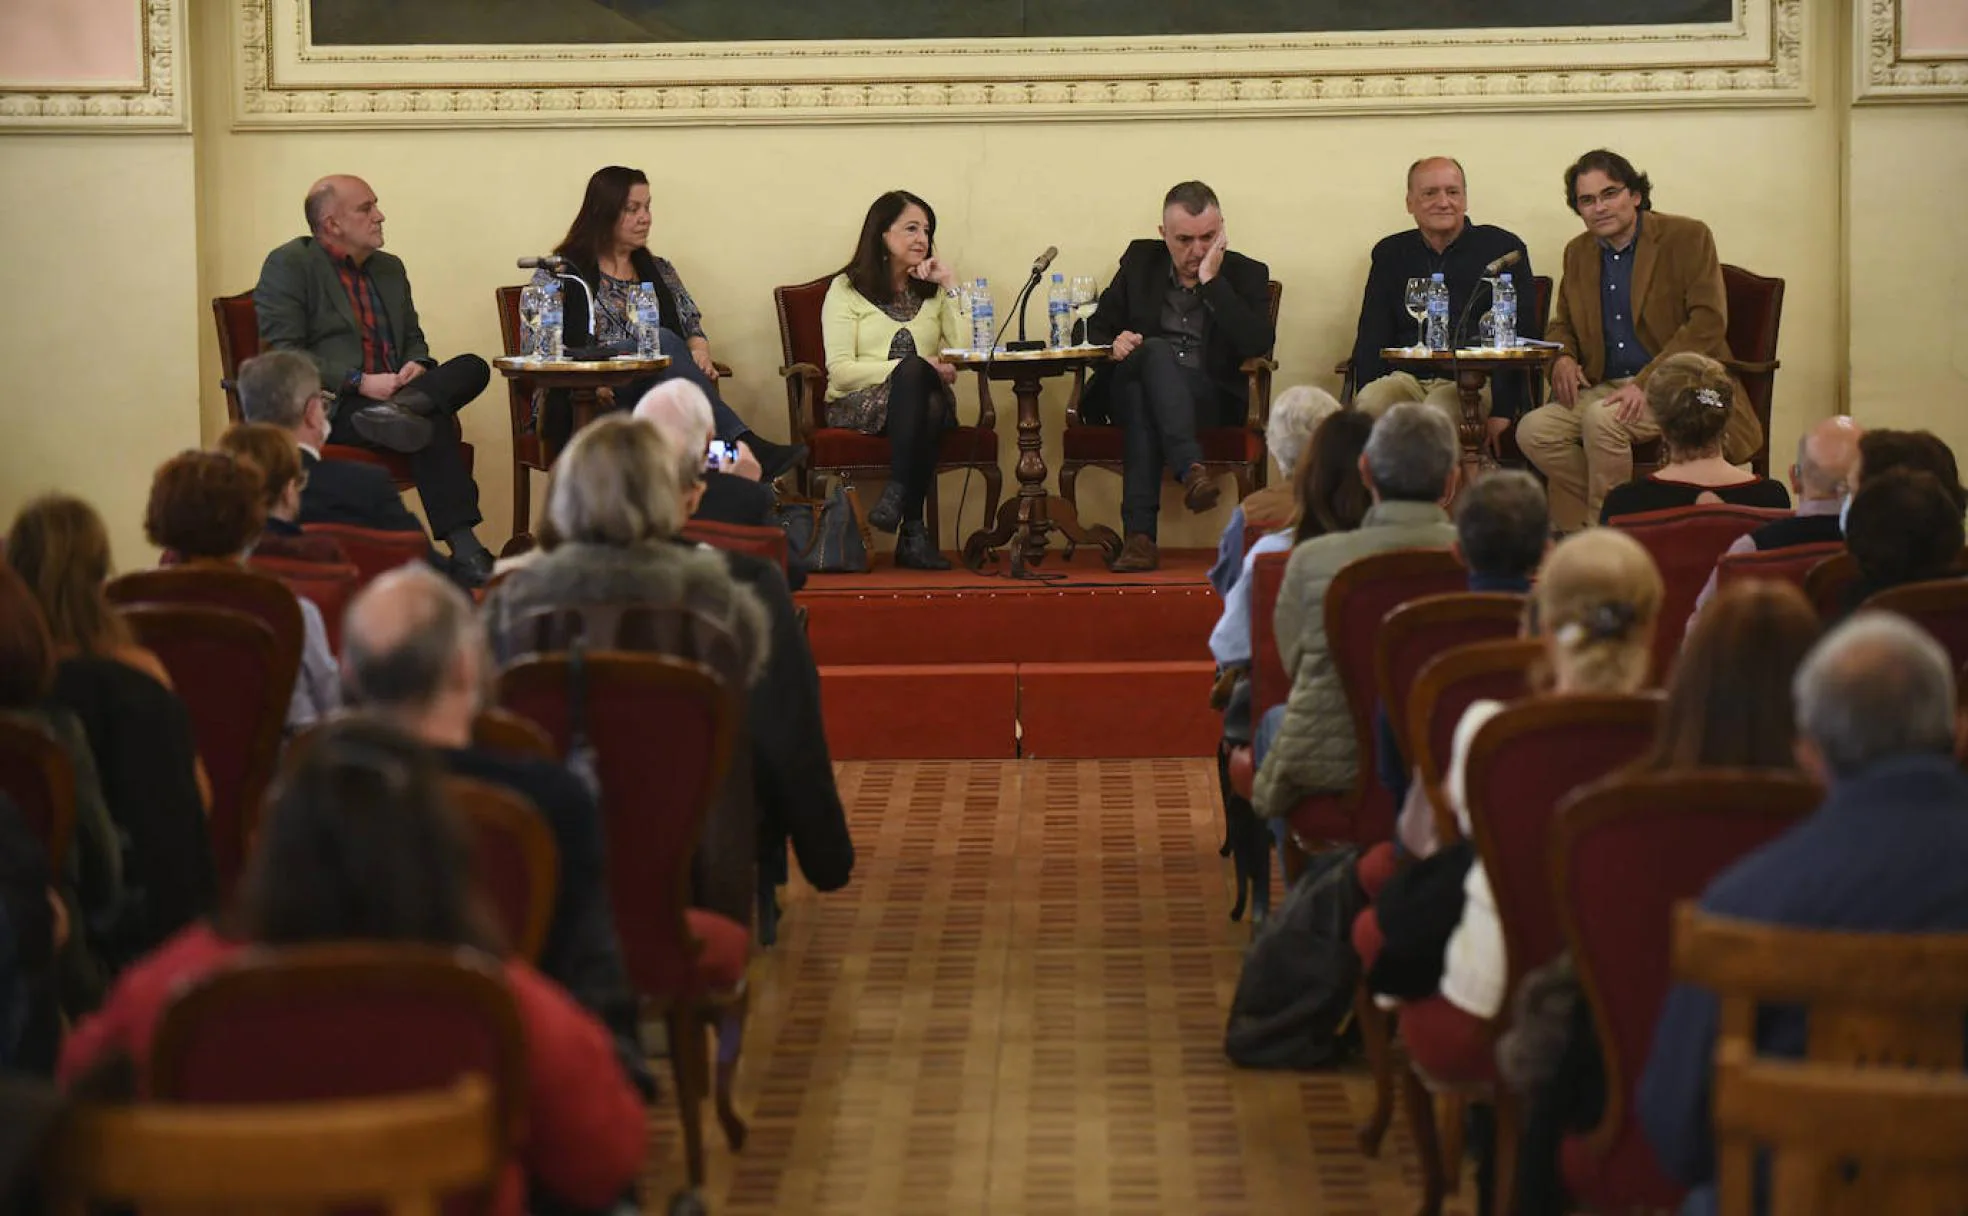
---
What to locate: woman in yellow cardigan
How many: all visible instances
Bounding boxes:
[822,190,968,571]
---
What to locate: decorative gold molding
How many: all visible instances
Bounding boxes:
[0,0,188,132]
[1855,0,1968,101]
[234,0,1809,130]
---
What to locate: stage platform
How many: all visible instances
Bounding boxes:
[799,548,1224,761]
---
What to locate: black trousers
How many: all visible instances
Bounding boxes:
[882,356,950,523]
[1109,338,1241,538]
[330,354,488,538]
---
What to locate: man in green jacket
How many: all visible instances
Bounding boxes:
[254,174,494,582]
[1251,401,1461,823]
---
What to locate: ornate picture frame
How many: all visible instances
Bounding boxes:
[234,0,1808,130]
[0,0,188,132]
[1854,0,1968,101]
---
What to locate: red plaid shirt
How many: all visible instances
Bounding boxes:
[321,237,399,375]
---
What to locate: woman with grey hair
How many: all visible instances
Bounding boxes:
[1207,385,1343,596]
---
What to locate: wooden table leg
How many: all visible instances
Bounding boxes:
[962,372,1121,574]
[1454,367,1497,489]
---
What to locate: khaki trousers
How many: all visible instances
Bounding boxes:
[1353,371,1489,428]
[1514,378,1661,531]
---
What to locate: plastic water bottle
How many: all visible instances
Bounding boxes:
[1491,274,1517,349]
[635,281,660,359]
[1047,273,1071,348]
[970,277,994,354]
[1425,272,1450,352]
[540,280,564,361]
[518,268,552,359]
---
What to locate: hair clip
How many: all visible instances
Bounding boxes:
[1585,601,1637,640]
[1694,387,1726,411]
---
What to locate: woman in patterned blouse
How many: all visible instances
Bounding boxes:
[548,165,802,478]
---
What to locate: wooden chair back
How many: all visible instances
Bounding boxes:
[1713,540,1844,595]
[1407,637,1543,843]
[212,291,260,424]
[773,274,836,443]
[1803,550,1860,620]
[0,716,76,874]
[471,708,557,761]
[151,943,529,1159]
[1675,906,1968,1215]
[299,522,432,587]
[682,519,791,577]
[498,652,736,1001]
[1248,549,1292,723]
[1720,263,1786,478]
[114,603,295,897]
[107,563,305,666]
[1461,693,1662,1017]
[1552,770,1819,1211]
[1374,591,1527,763]
[1321,548,1468,844]
[248,555,361,652]
[446,776,558,965]
[1860,578,1968,671]
[1610,505,1789,681]
[43,1075,500,1216]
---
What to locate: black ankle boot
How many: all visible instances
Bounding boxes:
[867,483,906,533]
[894,520,950,570]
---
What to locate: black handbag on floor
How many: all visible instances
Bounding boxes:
[775,484,871,574]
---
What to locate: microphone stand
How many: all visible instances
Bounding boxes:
[552,271,598,349]
[1004,266,1047,352]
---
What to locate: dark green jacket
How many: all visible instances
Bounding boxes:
[253,235,433,392]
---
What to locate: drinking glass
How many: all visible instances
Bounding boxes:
[1403,277,1429,350]
[1069,275,1097,345]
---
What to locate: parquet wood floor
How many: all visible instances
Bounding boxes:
[642,759,1471,1214]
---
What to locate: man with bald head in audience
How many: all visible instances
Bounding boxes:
[1349,156,1538,440]
[1639,612,1968,1214]
[1690,415,1863,619]
[339,564,650,1097]
[255,174,495,583]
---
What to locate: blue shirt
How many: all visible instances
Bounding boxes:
[1638,754,1968,1213]
[1600,211,1651,380]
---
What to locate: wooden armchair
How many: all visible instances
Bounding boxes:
[212,291,473,490]
[1803,550,1860,619]
[1674,906,1968,1214]
[1712,540,1844,597]
[1060,280,1282,515]
[446,776,558,964]
[773,274,1001,548]
[1610,505,1788,681]
[1374,592,1528,774]
[1406,637,1543,844]
[1632,264,1785,479]
[1860,577,1968,670]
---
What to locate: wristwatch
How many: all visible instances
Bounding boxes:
[342,368,363,395]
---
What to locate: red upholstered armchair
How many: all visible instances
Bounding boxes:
[446,776,558,965]
[149,942,529,1214]
[1406,638,1542,842]
[212,291,474,490]
[1552,769,1818,1212]
[1861,578,1968,670]
[1713,540,1843,597]
[1610,505,1786,680]
[1248,550,1292,727]
[1802,550,1859,620]
[298,522,431,587]
[773,274,1001,549]
[498,651,747,1187]
[1631,264,1786,479]
[1375,592,1529,778]
[0,717,76,874]
[1061,281,1282,517]
[681,519,790,578]
[247,556,360,652]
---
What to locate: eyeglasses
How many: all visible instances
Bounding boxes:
[1575,185,1630,211]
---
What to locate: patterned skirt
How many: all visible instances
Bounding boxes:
[823,318,955,434]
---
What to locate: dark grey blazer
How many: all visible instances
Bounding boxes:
[253,235,433,391]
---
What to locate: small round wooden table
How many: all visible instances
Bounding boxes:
[1379,345,1556,478]
[492,354,670,551]
[944,346,1121,578]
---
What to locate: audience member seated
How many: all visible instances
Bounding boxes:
[1850,427,1968,513]
[5,497,214,964]
[1207,386,1341,596]
[635,379,808,591]
[1251,402,1459,822]
[236,349,475,589]
[143,449,340,732]
[1506,580,1820,1214]
[1378,469,1549,833]
[215,422,351,565]
[822,190,971,570]
[58,717,647,1216]
[482,415,771,928]
[1639,612,1968,1215]
[0,792,58,1073]
[548,165,800,480]
[1840,467,1968,615]
[1690,415,1861,618]
[1209,406,1371,674]
[1597,352,1791,524]
[0,563,123,1036]
[339,564,648,1097]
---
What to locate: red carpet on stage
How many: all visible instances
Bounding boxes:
[799,548,1224,760]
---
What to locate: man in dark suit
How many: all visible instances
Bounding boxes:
[1084,181,1275,572]
[339,564,652,1099]
[253,174,494,582]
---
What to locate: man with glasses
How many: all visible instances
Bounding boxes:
[1515,149,1762,531]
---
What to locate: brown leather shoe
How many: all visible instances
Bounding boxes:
[1109,533,1160,573]
[1182,466,1221,514]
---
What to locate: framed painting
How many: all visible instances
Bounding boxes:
[1,0,187,131]
[234,0,1809,129]
[1855,0,1968,101]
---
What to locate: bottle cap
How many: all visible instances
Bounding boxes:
[1431,272,1445,281]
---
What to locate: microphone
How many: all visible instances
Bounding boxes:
[1006,245,1060,351]
[517,255,569,270]
[1483,249,1522,276]
[1029,245,1059,276]
[516,256,594,354]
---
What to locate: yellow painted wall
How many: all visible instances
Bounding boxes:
[0,135,203,569]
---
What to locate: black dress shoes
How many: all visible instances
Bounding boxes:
[894,521,951,571]
[743,434,807,483]
[350,402,432,453]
